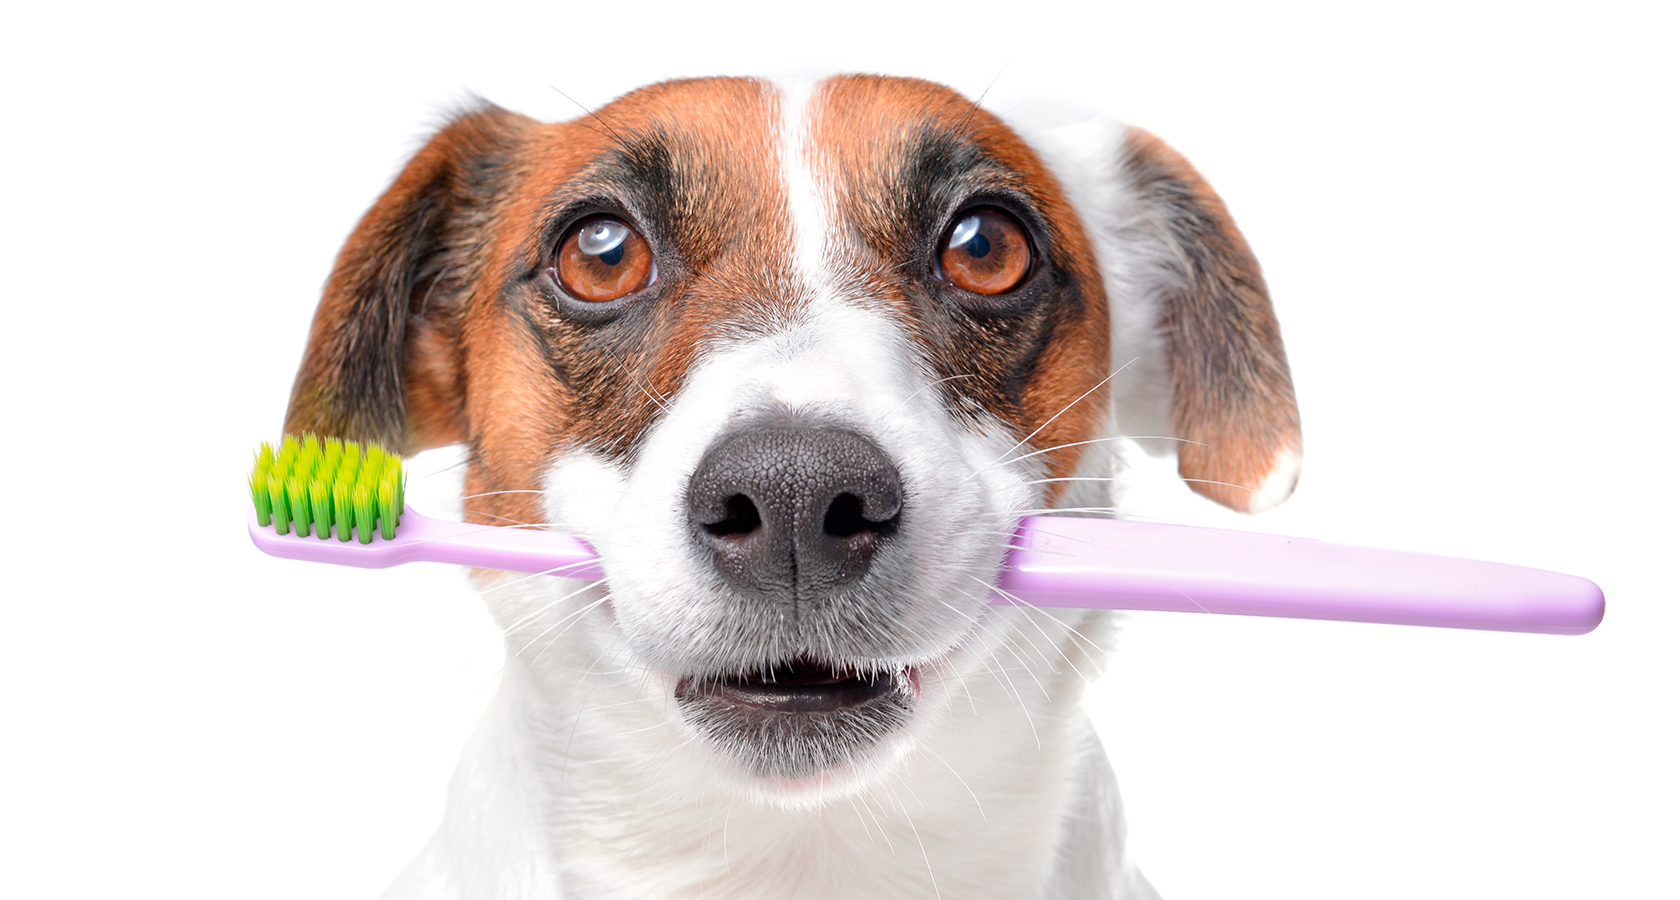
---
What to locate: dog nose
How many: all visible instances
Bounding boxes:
[687,424,903,602]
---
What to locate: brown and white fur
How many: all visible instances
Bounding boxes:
[285,75,1300,899]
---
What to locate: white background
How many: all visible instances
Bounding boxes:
[3,1,1675,897]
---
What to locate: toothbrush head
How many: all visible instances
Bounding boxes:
[248,434,405,543]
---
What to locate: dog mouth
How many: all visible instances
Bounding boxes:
[684,658,912,713]
[674,658,919,780]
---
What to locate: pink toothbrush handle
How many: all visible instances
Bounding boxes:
[1000,517,1604,635]
[247,506,604,580]
[248,509,1603,634]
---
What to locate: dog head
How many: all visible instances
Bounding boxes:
[284,75,1298,796]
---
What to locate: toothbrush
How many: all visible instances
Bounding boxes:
[247,437,1605,636]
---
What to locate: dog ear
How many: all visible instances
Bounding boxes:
[1112,128,1302,513]
[1014,114,1300,512]
[284,103,532,454]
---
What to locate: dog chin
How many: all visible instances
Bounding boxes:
[673,658,925,801]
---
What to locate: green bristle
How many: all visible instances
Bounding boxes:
[298,435,321,477]
[250,434,406,542]
[321,442,342,481]
[367,456,388,537]
[335,468,358,512]
[356,451,379,494]
[309,476,334,540]
[277,441,298,482]
[332,480,353,542]
[275,439,297,482]
[286,473,311,537]
[334,444,357,480]
[378,477,398,540]
[352,481,374,544]
[358,462,377,501]
[250,468,273,527]
[266,474,289,535]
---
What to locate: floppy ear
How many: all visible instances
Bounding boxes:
[1116,129,1301,513]
[284,103,532,454]
[1029,116,1302,514]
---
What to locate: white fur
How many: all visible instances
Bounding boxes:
[778,78,830,287]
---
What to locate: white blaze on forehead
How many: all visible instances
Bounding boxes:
[775,78,835,294]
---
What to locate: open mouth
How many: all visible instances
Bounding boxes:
[687,658,910,714]
[674,659,919,780]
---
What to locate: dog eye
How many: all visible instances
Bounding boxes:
[554,216,655,302]
[936,208,1030,295]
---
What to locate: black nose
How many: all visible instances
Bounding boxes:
[687,424,903,602]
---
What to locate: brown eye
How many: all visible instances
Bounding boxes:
[937,208,1031,295]
[555,216,654,302]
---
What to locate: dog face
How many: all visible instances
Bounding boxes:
[285,75,1299,798]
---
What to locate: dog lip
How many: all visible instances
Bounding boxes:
[681,659,909,714]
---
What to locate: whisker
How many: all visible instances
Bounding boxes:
[889,372,977,416]
[988,625,1052,703]
[550,85,631,151]
[967,634,1040,749]
[457,509,550,529]
[999,433,1211,476]
[914,739,986,822]
[414,456,469,479]
[1010,506,1127,516]
[457,489,547,501]
[986,435,1130,471]
[973,362,1132,478]
[495,577,607,635]
[887,773,941,898]
[858,791,898,855]
[477,591,612,707]
[1125,434,1209,446]
[957,63,1007,131]
[559,659,614,787]
[968,579,1073,667]
[973,578,1104,677]
[847,794,885,845]
[970,587,1070,683]
[603,346,671,413]
[474,563,602,599]
[1181,477,1257,494]
[722,795,735,875]
[513,593,612,663]
[414,265,453,316]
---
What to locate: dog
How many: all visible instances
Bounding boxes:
[284,74,1300,899]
